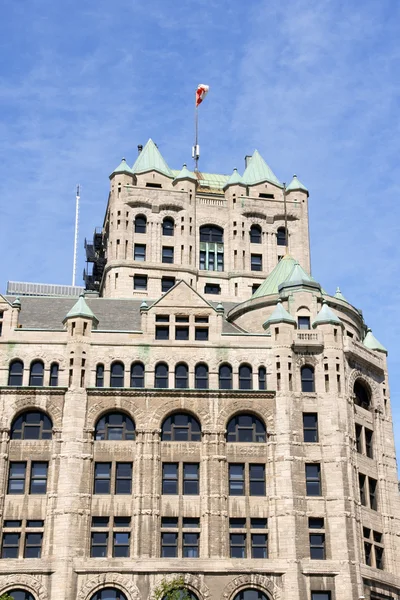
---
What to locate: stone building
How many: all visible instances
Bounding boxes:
[0,139,399,600]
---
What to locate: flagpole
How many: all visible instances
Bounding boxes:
[194,105,199,172]
[283,183,288,254]
[72,184,80,287]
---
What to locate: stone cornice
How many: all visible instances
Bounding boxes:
[86,387,276,399]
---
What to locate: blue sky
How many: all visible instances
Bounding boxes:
[1,0,400,456]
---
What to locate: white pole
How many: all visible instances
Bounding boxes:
[72,184,80,287]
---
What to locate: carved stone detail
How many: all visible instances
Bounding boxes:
[0,574,48,600]
[77,573,140,600]
[222,574,281,600]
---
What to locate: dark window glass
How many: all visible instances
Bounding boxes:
[195,327,208,341]
[95,412,135,441]
[230,533,246,558]
[258,366,266,390]
[11,411,52,440]
[204,283,221,295]
[310,534,325,559]
[229,464,244,496]
[130,362,144,388]
[134,243,146,261]
[176,315,189,323]
[91,531,108,557]
[162,463,178,494]
[94,462,111,494]
[309,517,324,529]
[226,414,266,443]
[96,364,104,388]
[183,517,200,528]
[249,464,265,496]
[156,315,170,322]
[355,423,363,453]
[2,533,20,558]
[6,592,35,600]
[233,591,269,600]
[161,516,178,528]
[251,254,262,271]
[175,327,189,340]
[29,361,44,386]
[161,532,177,557]
[8,462,26,494]
[303,413,318,442]
[114,517,131,527]
[195,316,209,323]
[92,517,109,527]
[4,520,22,527]
[162,246,174,264]
[200,225,223,243]
[301,365,315,392]
[195,363,208,389]
[298,316,311,330]
[156,325,169,340]
[251,518,268,529]
[229,518,246,528]
[113,532,130,557]
[175,363,188,388]
[365,429,373,458]
[155,363,169,388]
[364,541,372,566]
[30,461,48,494]
[277,227,287,246]
[24,532,43,558]
[239,364,253,390]
[110,362,124,388]
[311,593,331,600]
[369,477,377,510]
[8,360,23,386]
[354,380,371,410]
[162,218,174,236]
[49,363,59,386]
[183,532,199,557]
[183,463,199,495]
[251,533,267,558]
[219,364,232,390]
[252,283,261,294]
[375,546,384,569]
[359,473,366,506]
[115,463,132,494]
[161,413,201,441]
[162,277,176,292]
[305,463,321,496]
[135,215,147,234]
[91,589,128,600]
[250,225,262,244]
[134,275,147,290]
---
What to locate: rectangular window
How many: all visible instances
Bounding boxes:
[369,477,377,510]
[365,428,373,458]
[195,327,209,341]
[183,463,199,495]
[249,464,265,496]
[204,283,221,295]
[91,531,108,557]
[183,532,199,557]
[30,462,48,494]
[298,316,311,329]
[162,277,176,292]
[363,528,384,569]
[303,413,318,443]
[156,326,169,340]
[134,243,146,261]
[162,463,178,495]
[252,283,261,294]
[230,533,246,558]
[24,532,43,558]
[115,462,132,494]
[251,533,267,558]
[305,463,321,496]
[176,315,189,323]
[355,424,363,453]
[162,246,174,264]
[94,462,111,494]
[251,254,262,271]
[2,533,20,558]
[161,532,178,557]
[8,462,26,494]
[133,275,147,290]
[310,533,325,559]
[311,594,331,600]
[113,531,130,557]
[359,474,367,506]
[175,326,189,340]
[229,463,245,496]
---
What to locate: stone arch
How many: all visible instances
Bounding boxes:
[222,574,281,600]
[86,398,146,430]
[0,574,48,600]
[77,573,140,600]
[150,573,210,600]
[150,398,212,429]
[218,399,269,431]
[9,396,62,429]
[348,369,378,399]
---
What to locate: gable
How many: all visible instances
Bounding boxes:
[150,280,215,310]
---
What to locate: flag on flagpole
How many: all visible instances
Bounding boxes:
[196,84,209,107]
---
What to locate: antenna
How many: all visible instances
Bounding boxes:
[72,184,80,287]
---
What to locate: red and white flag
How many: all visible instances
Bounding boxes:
[195,84,209,107]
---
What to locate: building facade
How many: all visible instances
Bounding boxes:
[0,139,399,600]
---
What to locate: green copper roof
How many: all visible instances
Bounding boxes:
[286,174,308,193]
[242,150,283,188]
[262,300,296,329]
[111,158,134,177]
[334,287,348,302]
[363,328,387,354]
[278,261,320,293]
[312,301,342,328]
[132,139,174,178]
[170,169,229,190]
[12,297,21,308]
[251,255,297,299]
[223,168,244,190]
[173,164,197,183]
[63,295,98,323]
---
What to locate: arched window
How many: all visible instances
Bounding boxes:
[162,592,198,600]
[134,214,147,234]
[11,411,52,440]
[258,366,266,390]
[162,217,174,236]
[130,362,144,387]
[233,590,270,600]
[49,362,59,386]
[219,363,233,389]
[161,413,201,441]
[354,380,371,410]
[239,364,253,390]
[96,364,104,388]
[6,591,36,600]
[110,362,124,388]
[226,414,266,442]
[250,224,262,244]
[90,589,127,600]
[277,226,287,246]
[175,363,188,388]
[199,225,224,271]
[29,361,44,387]
[8,360,23,386]
[301,365,315,392]
[95,412,135,440]
[155,362,169,388]
[195,363,208,389]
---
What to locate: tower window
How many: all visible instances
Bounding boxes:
[199,225,224,271]
[162,246,174,264]
[134,244,146,261]
[110,362,124,387]
[301,365,315,392]
[251,254,262,271]
[162,217,174,236]
[250,224,262,244]
[277,227,287,246]
[162,277,175,292]
[133,275,147,290]
[134,215,147,234]
[29,361,44,387]
[298,316,310,329]
[204,283,221,295]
